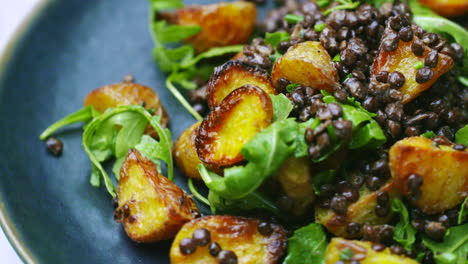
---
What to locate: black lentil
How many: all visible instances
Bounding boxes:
[376,71,389,83]
[424,221,446,241]
[388,71,405,89]
[46,137,64,156]
[209,242,221,257]
[416,67,433,83]
[330,195,348,215]
[192,228,211,246]
[257,222,274,236]
[179,238,197,255]
[218,250,238,264]
[398,26,413,42]
[424,50,438,68]
[411,39,425,56]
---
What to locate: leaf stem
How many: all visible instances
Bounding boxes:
[166,76,203,121]
[39,106,97,140]
[188,178,210,206]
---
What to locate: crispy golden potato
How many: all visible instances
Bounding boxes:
[115,149,199,243]
[84,81,169,138]
[418,0,468,17]
[275,157,315,216]
[325,238,418,264]
[389,136,468,214]
[316,183,395,238]
[372,26,453,104]
[170,215,287,264]
[173,122,203,180]
[207,60,277,109]
[168,2,257,53]
[271,41,339,92]
[196,85,273,167]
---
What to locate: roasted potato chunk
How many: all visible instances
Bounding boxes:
[173,122,203,180]
[389,136,468,214]
[325,238,418,264]
[196,85,273,167]
[316,183,395,238]
[418,0,468,17]
[372,25,453,104]
[207,60,277,109]
[271,41,339,92]
[115,149,199,243]
[84,81,169,138]
[167,2,256,53]
[170,215,287,264]
[275,157,315,216]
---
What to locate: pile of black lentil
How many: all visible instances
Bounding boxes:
[188,0,467,262]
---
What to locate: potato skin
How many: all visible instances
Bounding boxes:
[316,183,395,238]
[116,149,199,243]
[207,60,277,109]
[173,122,203,180]
[173,2,257,53]
[84,82,169,138]
[275,157,315,216]
[326,238,418,264]
[196,85,273,167]
[389,136,468,214]
[372,25,453,104]
[170,215,287,264]
[271,41,339,92]
[418,0,468,17]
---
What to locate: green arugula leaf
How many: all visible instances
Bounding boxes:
[423,223,468,264]
[39,106,100,140]
[285,14,304,24]
[264,32,291,47]
[422,131,437,138]
[322,93,386,149]
[283,223,328,264]
[340,248,355,261]
[392,199,417,251]
[365,0,393,8]
[198,118,299,200]
[83,105,173,197]
[455,125,468,145]
[188,178,210,206]
[149,0,183,10]
[324,0,361,15]
[153,21,201,44]
[208,190,281,217]
[459,197,468,225]
[270,94,294,121]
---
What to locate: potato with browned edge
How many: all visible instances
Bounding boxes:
[316,183,396,238]
[271,41,339,92]
[207,60,277,109]
[196,85,273,167]
[389,136,468,214]
[418,0,468,17]
[84,80,169,137]
[173,122,203,180]
[162,2,256,53]
[275,157,315,216]
[170,215,287,264]
[115,149,199,243]
[326,238,418,264]
[372,25,453,104]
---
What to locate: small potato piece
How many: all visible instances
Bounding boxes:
[173,122,203,180]
[116,149,199,243]
[325,238,418,264]
[418,0,468,17]
[389,136,468,214]
[84,81,168,126]
[372,25,453,104]
[196,85,273,167]
[170,215,287,264]
[207,60,277,109]
[271,41,339,92]
[316,183,395,238]
[275,157,315,216]
[171,2,256,53]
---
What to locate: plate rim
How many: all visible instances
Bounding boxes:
[0,0,53,263]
